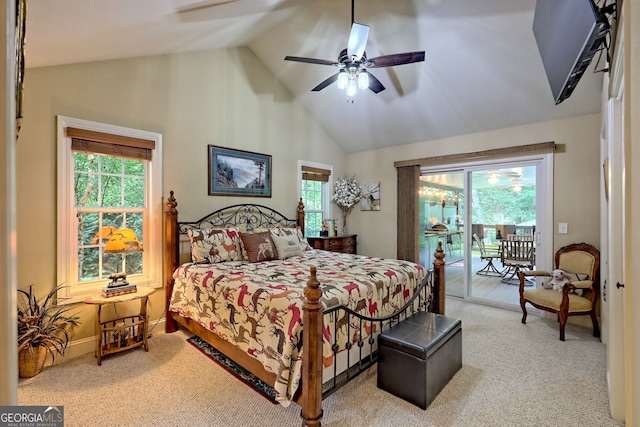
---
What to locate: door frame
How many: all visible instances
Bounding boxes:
[603,7,626,419]
[421,152,553,305]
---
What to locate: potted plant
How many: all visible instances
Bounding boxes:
[17,285,80,378]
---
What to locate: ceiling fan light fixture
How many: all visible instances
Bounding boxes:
[283,0,424,96]
[346,79,357,97]
[357,71,369,89]
[337,71,348,89]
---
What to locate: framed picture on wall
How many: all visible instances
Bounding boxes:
[208,145,272,197]
[360,182,381,211]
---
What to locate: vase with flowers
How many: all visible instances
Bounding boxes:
[332,175,362,235]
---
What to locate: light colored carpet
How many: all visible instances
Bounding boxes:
[18,298,622,427]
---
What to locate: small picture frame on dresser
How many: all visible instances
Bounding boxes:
[325,219,336,236]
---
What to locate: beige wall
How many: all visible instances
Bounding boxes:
[17,47,345,344]
[346,114,602,259]
[17,45,601,357]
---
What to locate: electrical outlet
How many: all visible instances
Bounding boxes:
[558,223,568,234]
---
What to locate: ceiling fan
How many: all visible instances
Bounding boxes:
[284,0,425,96]
[476,170,522,185]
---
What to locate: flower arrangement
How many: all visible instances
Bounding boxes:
[332,175,361,233]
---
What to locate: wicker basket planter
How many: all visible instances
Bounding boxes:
[18,346,47,378]
[17,285,80,378]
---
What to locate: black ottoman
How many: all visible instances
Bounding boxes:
[377,311,462,409]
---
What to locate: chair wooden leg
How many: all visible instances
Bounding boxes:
[559,312,567,341]
[591,312,601,338]
[520,301,528,324]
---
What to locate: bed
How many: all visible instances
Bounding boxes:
[164,191,446,426]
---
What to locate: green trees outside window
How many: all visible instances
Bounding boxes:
[74,152,145,282]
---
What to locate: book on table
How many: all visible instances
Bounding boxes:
[101,284,137,298]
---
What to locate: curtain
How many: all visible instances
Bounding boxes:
[396,165,420,262]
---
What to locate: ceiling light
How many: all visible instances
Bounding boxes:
[337,71,348,89]
[357,71,369,89]
[512,177,523,192]
[487,174,499,185]
[346,79,357,97]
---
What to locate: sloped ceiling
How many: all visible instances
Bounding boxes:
[25,0,606,152]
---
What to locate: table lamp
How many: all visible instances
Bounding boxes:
[104,228,143,288]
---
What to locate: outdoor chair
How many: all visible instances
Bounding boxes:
[518,242,600,341]
[501,237,535,283]
[473,233,501,276]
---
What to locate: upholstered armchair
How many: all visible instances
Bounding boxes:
[518,243,600,341]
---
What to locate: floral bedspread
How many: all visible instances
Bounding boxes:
[169,250,427,406]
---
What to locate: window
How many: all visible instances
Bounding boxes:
[299,162,332,237]
[57,116,163,303]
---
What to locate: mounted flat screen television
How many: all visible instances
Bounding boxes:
[532,0,609,105]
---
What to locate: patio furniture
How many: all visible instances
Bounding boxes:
[473,233,501,276]
[500,237,535,283]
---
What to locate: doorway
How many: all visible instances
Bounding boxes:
[419,155,553,308]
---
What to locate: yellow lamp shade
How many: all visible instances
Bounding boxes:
[90,226,118,245]
[104,229,143,253]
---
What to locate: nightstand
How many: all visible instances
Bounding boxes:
[84,286,155,365]
[307,234,357,254]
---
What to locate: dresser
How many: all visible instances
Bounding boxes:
[307,234,357,254]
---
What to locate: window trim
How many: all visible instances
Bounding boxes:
[298,160,333,233]
[56,116,163,303]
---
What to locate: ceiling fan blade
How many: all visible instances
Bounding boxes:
[367,51,426,68]
[347,23,369,60]
[177,0,239,14]
[311,73,339,91]
[367,72,385,93]
[284,56,337,66]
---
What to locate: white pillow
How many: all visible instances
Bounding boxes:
[270,226,312,251]
[271,233,304,259]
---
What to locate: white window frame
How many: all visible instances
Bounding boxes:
[56,116,163,303]
[297,160,333,235]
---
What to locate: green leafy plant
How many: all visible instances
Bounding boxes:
[17,285,80,362]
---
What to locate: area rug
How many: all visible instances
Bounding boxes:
[187,336,277,404]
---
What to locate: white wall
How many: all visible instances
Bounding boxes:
[624,1,640,423]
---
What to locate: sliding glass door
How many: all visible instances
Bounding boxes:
[469,165,537,305]
[420,154,553,308]
[419,171,465,298]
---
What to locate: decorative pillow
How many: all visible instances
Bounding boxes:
[237,227,272,261]
[271,233,304,259]
[239,231,277,263]
[271,226,312,251]
[187,227,242,263]
[566,272,590,282]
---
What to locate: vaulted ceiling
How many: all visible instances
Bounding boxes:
[25,0,606,153]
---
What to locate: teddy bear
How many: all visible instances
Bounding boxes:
[542,269,570,291]
[542,269,584,296]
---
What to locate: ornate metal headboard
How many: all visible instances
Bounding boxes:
[177,203,300,236]
[168,194,305,265]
